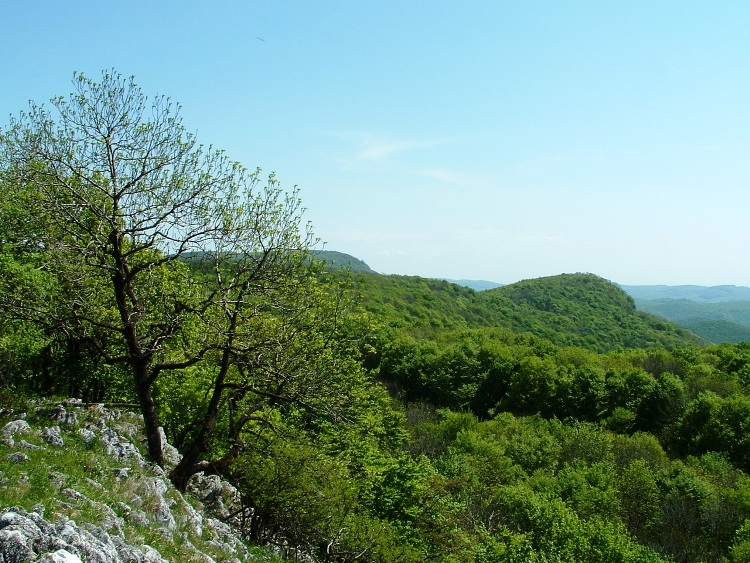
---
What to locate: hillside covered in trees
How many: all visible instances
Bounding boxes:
[632,298,750,344]
[352,270,704,352]
[4,73,750,562]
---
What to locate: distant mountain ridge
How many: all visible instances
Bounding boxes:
[620,285,750,344]
[442,279,504,291]
[631,298,750,344]
[621,284,750,303]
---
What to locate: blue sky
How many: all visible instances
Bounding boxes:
[3,1,750,285]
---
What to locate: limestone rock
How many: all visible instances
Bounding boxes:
[100,427,144,463]
[79,427,96,446]
[39,549,83,562]
[42,425,65,446]
[2,419,31,439]
[158,427,181,467]
[47,405,78,426]
[0,507,170,563]
[18,439,42,450]
[7,452,29,463]
[188,473,242,524]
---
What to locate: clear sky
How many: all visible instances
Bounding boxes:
[3,1,750,286]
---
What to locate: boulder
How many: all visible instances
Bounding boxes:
[7,452,29,463]
[99,427,144,464]
[2,420,31,441]
[42,426,65,447]
[47,405,78,426]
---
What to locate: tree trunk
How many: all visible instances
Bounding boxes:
[169,438,206,492]
[168,372,225,491]
[133,363,164,468]
[170,448,235,492]
[169,338,236,491]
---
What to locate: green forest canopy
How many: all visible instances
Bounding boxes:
[5,73,750,562]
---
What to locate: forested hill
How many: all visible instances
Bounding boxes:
[311,250,374,273]
[484,273,705,351]
[353,271,703,352]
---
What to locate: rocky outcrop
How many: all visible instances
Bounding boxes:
[0,402,255,562]
[0,506,167,562]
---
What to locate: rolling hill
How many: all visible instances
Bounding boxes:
[313,252,723,347]
[352,270,703,352]
[311,250,375,273]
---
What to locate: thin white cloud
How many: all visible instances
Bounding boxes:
[418,168,485,188]
[355,139,424,161]
[352,134,444,163]
[317,130,445,165]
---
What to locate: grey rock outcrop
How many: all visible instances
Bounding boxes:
[0,507,168,562]
[1,419,31,447]
[0,402,255,562]
[188,473,243,525]
[42,426,65,447]
[78,427,96,446]
[99,426,144,463]
[46,404,78,426]
[7,452,29,463]
[0,500,250,562]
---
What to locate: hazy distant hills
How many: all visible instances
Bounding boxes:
[629,298,750,344]
[621,284,750,303]
[631,298,750,324]
[619,285,750,344]
[443,279,504,291]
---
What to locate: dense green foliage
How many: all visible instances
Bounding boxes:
[6,73,750,562]
[7,254,750,560]
[354,271,703,352]
[485,274,703,351]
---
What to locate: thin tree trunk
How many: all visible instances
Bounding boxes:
[134,362,164,468]
[109,233,166,467]
[169,304,240,491]
[169,347,232,491]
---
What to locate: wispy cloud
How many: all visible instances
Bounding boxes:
[351,133,445,163]
[318,130,445,165]
[355,138,431,161]
[418,168,485,188]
